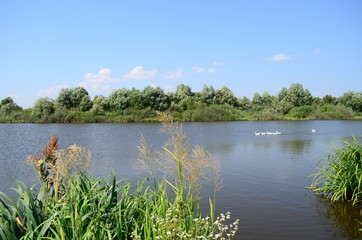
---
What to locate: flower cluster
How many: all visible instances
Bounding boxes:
[137,205,239,240]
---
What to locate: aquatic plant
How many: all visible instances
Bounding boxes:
[0,117,238,239]
[138,112,223,221]
[25,133,91,202]
[309,137,362,206]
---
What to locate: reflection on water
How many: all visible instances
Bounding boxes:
[278,138,312,155]
[1,121,362,240]
[310,195,362,239]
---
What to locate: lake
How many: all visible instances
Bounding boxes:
[1,121,362,240]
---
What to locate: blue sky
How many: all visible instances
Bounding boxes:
[1,0,361,108]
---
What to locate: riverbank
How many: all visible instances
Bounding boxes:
[1,104,361,124]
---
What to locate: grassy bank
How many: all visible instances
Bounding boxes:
[2,104,361,124]
[308,137,362,206]
[0,117,238,239]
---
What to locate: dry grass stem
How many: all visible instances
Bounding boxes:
[138,112,223,201]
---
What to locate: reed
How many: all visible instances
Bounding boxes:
[309,137,362,206]
[0,117,238,239]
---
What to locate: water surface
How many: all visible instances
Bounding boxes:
[1,121,362,239]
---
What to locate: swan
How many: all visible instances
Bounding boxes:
[255,131,261,136]
[311,129,316,133]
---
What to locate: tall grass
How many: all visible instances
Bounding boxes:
[0,116,238,239]
[309,137,362,206]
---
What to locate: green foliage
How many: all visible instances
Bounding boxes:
[311,105,355,120]
[237,96,252,110]
[142,86,170,111]
[32,97,55,120]
[56,87,92,111]
[309,137,362,206]
[0,97,22,116]
[339,91,362,113]
[191,104,240,122]
[0,126,239,239]
[278,83,313,113]
[201,84,216,105]
[251,110,285,121]
[1,83,361,123]
[288,106,315,119]
[321,94,338,105]
[251,92,272,110]
[214,86,238,107]
[108,88,131,112]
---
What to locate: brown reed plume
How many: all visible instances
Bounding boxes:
[26,133,91,201]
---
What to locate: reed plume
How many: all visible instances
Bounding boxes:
[26,133,91,201]
[138,112,222,206]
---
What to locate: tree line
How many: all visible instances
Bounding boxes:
[1,83,361,123]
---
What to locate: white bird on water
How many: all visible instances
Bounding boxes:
[311,129,316,133]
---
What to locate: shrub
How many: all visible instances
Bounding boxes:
[309,137,362,206]
[191,104,240,121]
[288,106,315,119]
[311,105,355,120]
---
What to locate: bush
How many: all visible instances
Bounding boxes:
[288,106,315,119]
[309,137,362,206]
[191,104,240,122]
[311,105,355,120]
[251,110,285,121]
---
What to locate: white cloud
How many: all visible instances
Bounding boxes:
[163,68,184,79]
[80,68,120,91]
[123,66,156,79]
[192,66,216,73]
[192,66,205,73]
[38,84,68,96]
[212,61,224,66]
[268,53,292,61]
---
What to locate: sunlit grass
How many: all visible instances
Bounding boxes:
[309,137,362,206]
[0,116,238,239]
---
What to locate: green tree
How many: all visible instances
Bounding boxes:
[237,96,251,110]
[170,84,195,111]
[79,95,92,112]
[214,86,238,107]
[142,86,169,111]
[0,97,22,115]
[339,91,362,113]
[252,92,272,109]
[201,84,215,105]
[56,88,73,109]
[108,88,131,112]
[32,97,55,119]
[90,95,109,115]
[72,87,92,111]
[128,88,144,110]
[56,87,91,111]
[321,94,337,105]
[278,83,313,113]
[281,83,313,107]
